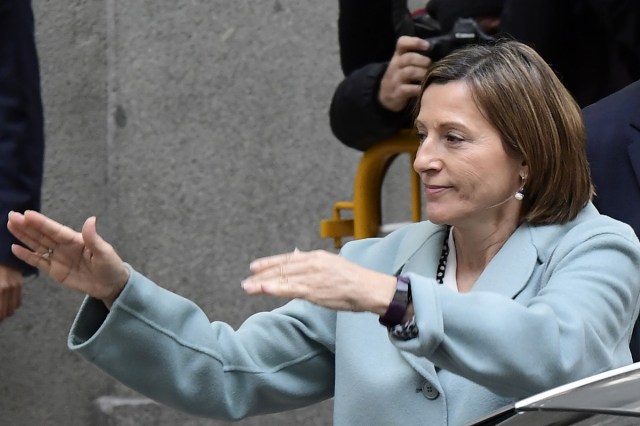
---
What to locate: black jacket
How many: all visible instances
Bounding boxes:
[583,79,640,361]
[0,0,44,275]
[329,62,415,152]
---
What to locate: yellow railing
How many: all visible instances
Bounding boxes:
[320,130,422,248]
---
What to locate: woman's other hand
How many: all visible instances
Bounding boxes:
[243,249,396,315]
[7,210,129,308]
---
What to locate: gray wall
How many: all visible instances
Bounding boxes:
[0,0,370,424]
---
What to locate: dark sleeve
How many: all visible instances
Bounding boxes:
[338,0,396,75]
[0,0,45,275]
[329,62,414,152]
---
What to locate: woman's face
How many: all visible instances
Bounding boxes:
[414,81,527,228]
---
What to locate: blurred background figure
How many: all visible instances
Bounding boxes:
[499,0,640,108]
[583,78,640,361]
[0,0,45,320]
[330,0,640,151]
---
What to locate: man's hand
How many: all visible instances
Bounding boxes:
[0,264,22,320]
[378,36,432,112]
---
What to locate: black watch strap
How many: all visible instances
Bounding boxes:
[379,275,411,328]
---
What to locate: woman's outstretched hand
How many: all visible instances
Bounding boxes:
[242,249,396,315]
[7,210,129,308]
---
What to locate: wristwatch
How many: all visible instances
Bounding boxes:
[379,275,411,328]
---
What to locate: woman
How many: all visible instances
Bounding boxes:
[7,41,640,425]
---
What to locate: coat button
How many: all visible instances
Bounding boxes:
[421,381,440,400]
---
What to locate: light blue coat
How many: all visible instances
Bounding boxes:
[69,203,640,425]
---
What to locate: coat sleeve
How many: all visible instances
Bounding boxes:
[393,224,640,399]
[329,62,414,151]
[0,0,45,275]
[68,266,336,420]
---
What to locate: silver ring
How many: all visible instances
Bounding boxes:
[41,247,54,260]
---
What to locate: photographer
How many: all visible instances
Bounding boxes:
[331,0,640,152]
[330,0,503,151]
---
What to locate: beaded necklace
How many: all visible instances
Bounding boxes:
[435,225,452,285]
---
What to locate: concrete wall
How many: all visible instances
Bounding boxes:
[0,0,378,424]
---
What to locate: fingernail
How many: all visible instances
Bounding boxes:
[241,279,253,291]
[242,279,261,293]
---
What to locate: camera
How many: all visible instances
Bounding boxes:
[422,17,495,61]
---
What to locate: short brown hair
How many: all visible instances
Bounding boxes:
[417,40,593,224]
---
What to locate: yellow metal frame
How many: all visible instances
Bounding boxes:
[320,129,422,248]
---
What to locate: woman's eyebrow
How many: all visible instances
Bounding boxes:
[415,118,470,131]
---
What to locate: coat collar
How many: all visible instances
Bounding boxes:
[392,204,602,298]
[394,222,540,299]
[470,224,538,298]
[392,222,444,278]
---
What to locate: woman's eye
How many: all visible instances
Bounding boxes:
[417,132,427,144]
[446,134,464,144]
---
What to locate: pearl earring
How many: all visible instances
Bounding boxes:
[515,175,526,201]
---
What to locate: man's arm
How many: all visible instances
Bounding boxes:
[330,37,430,151]
[0,0,45,319]
[329,62,413,151]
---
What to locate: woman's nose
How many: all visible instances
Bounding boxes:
[413,139,440,174]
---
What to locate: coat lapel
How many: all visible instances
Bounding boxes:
[392,223,447,277]
[471,224,539,298]
[396,223,539,299]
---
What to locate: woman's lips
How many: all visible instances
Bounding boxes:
[424,185,451,197]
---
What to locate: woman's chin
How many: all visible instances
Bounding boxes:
[425,211,450,225]
[426,205,452,225]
